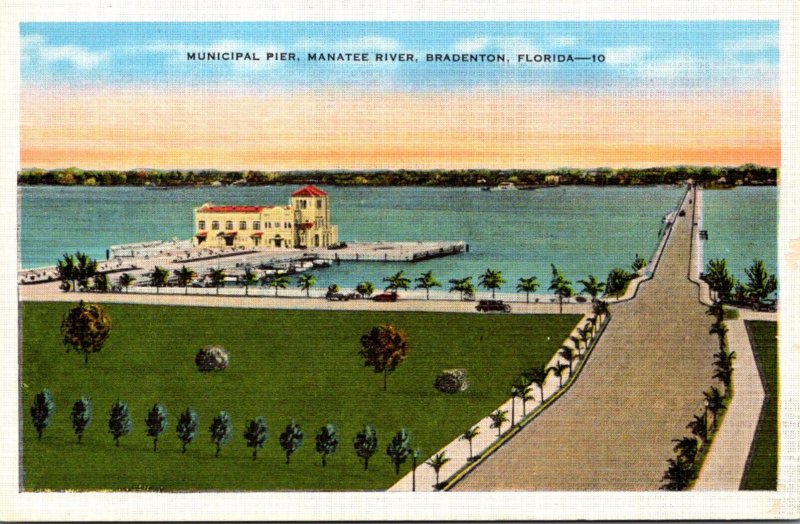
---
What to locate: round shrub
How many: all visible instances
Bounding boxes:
[196,346,230,372]
[434,369,468,394]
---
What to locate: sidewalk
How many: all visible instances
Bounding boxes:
[694,319,766,490]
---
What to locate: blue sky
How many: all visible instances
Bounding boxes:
[21,21,778,90]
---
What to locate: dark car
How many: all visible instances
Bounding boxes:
[373,292,399,302]
[476,299,511,313]
[326,292,350,301]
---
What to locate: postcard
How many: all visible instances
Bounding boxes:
[1,0,797,521]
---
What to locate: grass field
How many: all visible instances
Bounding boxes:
[741,321,778,490]
[20,302,579,491]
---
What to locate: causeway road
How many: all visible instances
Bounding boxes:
[454,189,720,491]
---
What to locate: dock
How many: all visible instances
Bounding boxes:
[311,241,467,263]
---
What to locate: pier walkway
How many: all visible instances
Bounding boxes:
[453,188,721,490]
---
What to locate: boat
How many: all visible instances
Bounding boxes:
[487,182,518,191]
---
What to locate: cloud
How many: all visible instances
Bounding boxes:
[22,34,109,70]
[603,46,650,65]
[637,52,778,89]
[722,34,777,53]
[551,36,577,47]
[453,37,488,53]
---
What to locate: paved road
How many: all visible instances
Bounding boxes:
[454,189,720,491]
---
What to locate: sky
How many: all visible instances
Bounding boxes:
[20,22,780,170]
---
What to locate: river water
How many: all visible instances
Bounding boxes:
[18,185,776,290]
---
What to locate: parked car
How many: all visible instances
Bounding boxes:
[754,299,777,312]
[476,299,511,313]
[326,292,351,301]
[373,292,399,302]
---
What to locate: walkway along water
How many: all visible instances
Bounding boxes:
[451,187,722,490]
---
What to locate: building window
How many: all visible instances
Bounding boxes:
[317,199,323,209]
[286,222,292,229]
[239,221,247,230]
[253,221,261,230]
[275,222,281,229]
[300,200,307,209]
[267,222,272,229]
[211,221,219,230]
[198,220,206,230]
[226,221,233,230]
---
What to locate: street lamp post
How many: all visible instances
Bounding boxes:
[411,448,421,492]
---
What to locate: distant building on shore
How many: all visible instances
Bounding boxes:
[193,185,338,249]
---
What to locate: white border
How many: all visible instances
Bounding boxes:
[1,1,798,520]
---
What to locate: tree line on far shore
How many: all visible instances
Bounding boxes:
[18,164,777,188]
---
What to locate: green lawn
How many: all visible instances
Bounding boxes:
[20,302,579,491]
[742,321,778,490]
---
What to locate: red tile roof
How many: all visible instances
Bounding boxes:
[291,185,328,197]
[251,232,264,237]
[196,232,208,237]
[202,205,266,213]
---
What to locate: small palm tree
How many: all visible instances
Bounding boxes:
[175,266,197,295]
[489,409,508,437]
[149,266,170,293]
[207,267,226,295]
[523,364,549,404]
[713,350,736,397]
[578,274,606,302]
[383,270,411,293]
[426,452,451,488]
[672,436,699,464]
[516,276,539,303]
[268,275,291,297]
[57,253,78,291]
[548,362,570,388]
[661,457,697,491]
[559,346,577,376]
[117,272,136,293]
[356,281,375,298]
[703,386,725,430]
[549,264,573,313]
[414,270,441,300]
[578,326,592,353]
[687,413,708,444]
[593,300,610,325]
[241,267,259,296]
[448,276,475,301]
[460,426,480,460]
[297,273,317,297]
[479,268,506,299]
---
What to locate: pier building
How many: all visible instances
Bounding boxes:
[193,185,338,249]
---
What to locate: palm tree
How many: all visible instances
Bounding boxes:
[703,386,725,430]
[460,426,480,460]
[548,362,570,388]
[489,409,508,437]
[75,252,98,290]
[687,413,708,444]
[175,266,197,295]
[57,253,78,291]
[356,281,375,298]
[297,273,317,297]
[448,276,475,301]
[672,436,699,464]
[516,276,539,303]
[426,452,451,488]
[578,275,605,302]
[559,346,577,376]
[661,457,697,491]
[117,273,136,293]
[92,273,110,292]
[509,382,530,425]
[414,270,441,300]
[383,270,411,293]
[207,267,226,295]
[578,326,592,353]
[523,364,549,404]
[149,266,170,293]
[241,267,259,296]
[549,264,573,313]
[713,350,736,397]
[268,275,291,297]
[592,300,609,324]
[479,268,506,299]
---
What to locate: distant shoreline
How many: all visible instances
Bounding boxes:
[18,165,778,189]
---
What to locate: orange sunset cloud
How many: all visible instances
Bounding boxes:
[21,87,779,170]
